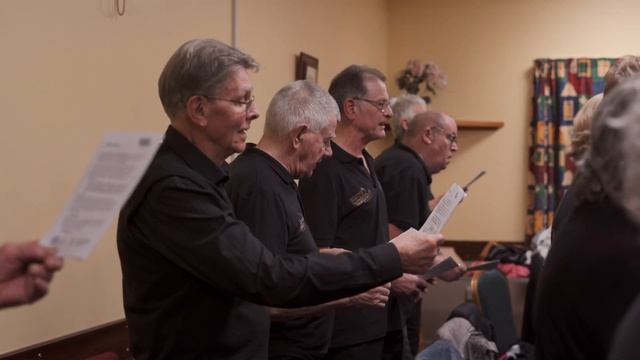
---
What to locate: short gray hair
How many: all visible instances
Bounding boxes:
[264,80,340,138]
[158,38,258,119]
[390,95,427,140]
[328,65,386,118]
[575,74,640,212]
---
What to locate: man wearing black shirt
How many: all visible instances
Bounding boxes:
[299,65,430,359]
[227,80,392,359]
[375,103,464,357]
[117,39,442,360]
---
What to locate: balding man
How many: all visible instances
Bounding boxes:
[375,109,465,357]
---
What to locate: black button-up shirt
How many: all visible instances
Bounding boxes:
[226,145,332,359]
[117,126,402,360]
[299,141,392,348]
[375,141,434,231]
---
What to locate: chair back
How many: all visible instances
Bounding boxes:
[471,269,518,353]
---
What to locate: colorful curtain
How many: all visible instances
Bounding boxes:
[526,58,617,238]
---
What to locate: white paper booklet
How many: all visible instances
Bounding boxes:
[41,133,162,259]
[419,183,465,235]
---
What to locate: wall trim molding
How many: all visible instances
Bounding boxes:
[0,319,130,360]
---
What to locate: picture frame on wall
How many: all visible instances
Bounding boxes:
[296,52,319,84]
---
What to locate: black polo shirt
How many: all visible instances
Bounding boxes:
[374,141,434,231]
[226,144,333,359]
[117,126,403,360]
[299,141,391,348]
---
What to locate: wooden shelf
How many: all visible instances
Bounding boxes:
[456,120,504,130]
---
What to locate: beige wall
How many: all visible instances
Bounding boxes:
[2,0,639,353]
[384,0,640,242]
[0,0,388,353]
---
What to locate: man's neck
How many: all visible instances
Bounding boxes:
[256,137,294,175]
[170,122,227,166]
[334,125,368,158]
[402,136,435,172]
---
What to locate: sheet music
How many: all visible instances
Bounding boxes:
[419,183,465,234]
[41,133,162,259]
[424,256,459,280]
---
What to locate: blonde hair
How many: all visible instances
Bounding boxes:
[569,93,603,159]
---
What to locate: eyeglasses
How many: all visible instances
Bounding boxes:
[432,126,458,145]
[352,97,391,115]
[303,129,334,150]
[201,95,255,113]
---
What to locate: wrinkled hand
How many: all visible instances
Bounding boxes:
[390,229,443,274]
[391,273,428,301]
[0,240,64,309]
[349,283,391,308]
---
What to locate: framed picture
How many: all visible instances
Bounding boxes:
[296,52,319,84]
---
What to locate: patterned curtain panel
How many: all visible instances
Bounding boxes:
[526,58,617,238]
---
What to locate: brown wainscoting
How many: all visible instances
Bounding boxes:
[0,319,131,360]
[443,240,525,261]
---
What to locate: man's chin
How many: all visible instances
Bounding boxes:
[231,142,247,154]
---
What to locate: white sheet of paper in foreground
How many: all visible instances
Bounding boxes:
[419,183,465,234]
[40,133,162,259]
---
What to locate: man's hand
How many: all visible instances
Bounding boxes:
[391,273,428,301]
[349,283,391,308]
[0,240,64,309]
[390,229,443,274]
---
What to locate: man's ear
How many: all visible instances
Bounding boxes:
[423,126,434,144]
[342,99,358,121]
[400,118,410,132]
[185,95,208,127]
[292,124,308,148]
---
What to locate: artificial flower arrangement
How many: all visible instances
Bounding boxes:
[396,59,448,103]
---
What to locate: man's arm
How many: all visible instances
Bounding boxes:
[269,283,391,321]
[135,178,439,308]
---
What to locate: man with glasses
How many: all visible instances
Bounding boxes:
[375,105,464,357]
[299,65,427,359]
[117,39,443,360]
[227,80,393,359]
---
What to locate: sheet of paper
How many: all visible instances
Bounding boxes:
[424,256,459,280]
[466,260,500,272]
[40,132,162,259]
[419,183,465,234]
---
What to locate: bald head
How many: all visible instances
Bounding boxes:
[405,111,452,139]
[403,110,458,174]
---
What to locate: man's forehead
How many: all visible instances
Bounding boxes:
[363,76,388,98]
[442,115,457,132]
[219,68,254,93]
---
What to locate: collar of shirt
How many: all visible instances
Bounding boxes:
[163,125,229,186]
[330,141,374,168]
[394,141,433,185]
[243,144,296,186]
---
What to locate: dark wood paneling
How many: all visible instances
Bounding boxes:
[0,319,131,360]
